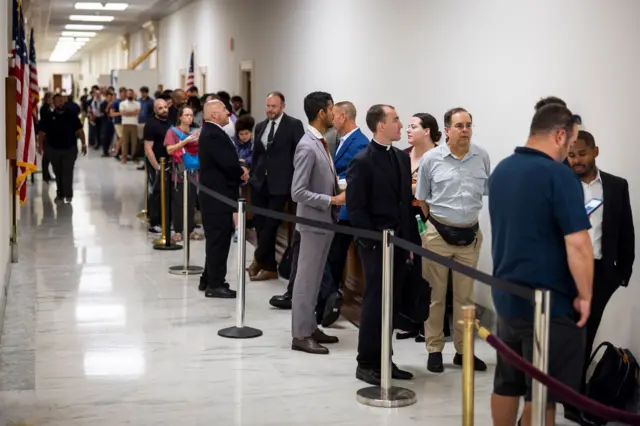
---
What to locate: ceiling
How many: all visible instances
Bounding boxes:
[27,0,194,61]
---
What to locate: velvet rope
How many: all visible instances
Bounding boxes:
[477,326,640,425]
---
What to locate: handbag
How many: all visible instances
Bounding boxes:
[428,216,478,246]
[171,126,200,172]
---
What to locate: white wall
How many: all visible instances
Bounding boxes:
[154,0,640,353]
[37,61,81,93]
[79,40,127,89]
[0,0,11,329]
[128,29,149,70]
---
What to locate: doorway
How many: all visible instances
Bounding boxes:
[52,74,74,96]
[240,61,253,114]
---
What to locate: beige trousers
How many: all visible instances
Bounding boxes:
[120,124,139,160]
[423,224,483,353]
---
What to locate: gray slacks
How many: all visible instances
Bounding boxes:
[292,230,334,339]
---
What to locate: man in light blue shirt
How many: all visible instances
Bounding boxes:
[415,107,490,374]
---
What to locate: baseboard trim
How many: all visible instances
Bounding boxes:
[0,256,11,343]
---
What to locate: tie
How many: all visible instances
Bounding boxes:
[267,120,276,144]
[320,138,339,195]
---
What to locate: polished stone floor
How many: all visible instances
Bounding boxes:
[0,155,574,425]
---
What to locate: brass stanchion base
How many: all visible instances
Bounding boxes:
[356,386,417,408]
[168,265,204,275]
[153,239,183,251]
[218,326,263,339]
[136,210,147,220]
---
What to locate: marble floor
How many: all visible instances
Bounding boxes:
[0,154,573,425]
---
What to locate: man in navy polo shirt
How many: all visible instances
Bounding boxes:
[488,103,593,426]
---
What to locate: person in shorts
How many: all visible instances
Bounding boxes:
[488,103,593,426]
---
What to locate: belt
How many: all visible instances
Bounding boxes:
[428,216,479,230]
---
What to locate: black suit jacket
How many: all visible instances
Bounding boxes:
[249,113,305,195]
[601,170,635,287]
[346,143,420,250]
[198,121,244,213]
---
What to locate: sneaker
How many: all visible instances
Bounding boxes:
[64,197,73,204]
[148,225,162,234]
[54,196,64,204]
[233,229,238,243]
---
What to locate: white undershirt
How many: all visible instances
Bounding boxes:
[582,170,603,260]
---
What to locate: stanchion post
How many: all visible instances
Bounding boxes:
[462,305,476,426]
[9,160,18,263]
[137,161,148,220]
[169,169,204,275]
[218,199,262,339]
[153,158,182,251]
[531,289,551,426]
[357,229,416,408]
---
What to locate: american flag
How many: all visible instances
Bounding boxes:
[10,0,37,204]
[186,49,195,90]
[29,27,40,121]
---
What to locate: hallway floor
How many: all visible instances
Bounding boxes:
[0,154,570,425]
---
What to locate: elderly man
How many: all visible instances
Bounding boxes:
[198,100,249,298]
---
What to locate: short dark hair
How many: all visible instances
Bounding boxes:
[216,90,230,103]
[529,104,580,140]
[267,91,285,104]
[52,93,63,101]
[159,94,172,102]
[366,104,393,133]
[187,86,199,93]
[162,89,173,97]
[577,130,596,148]
[235,114,255,135]
[91,85,99,91]
[303,91,333,122]
[535,96,566,110]
[118,86,127,93]
[413,113,442,143]
[231,95,243,103]
[140,86,149,94]
[187,95,202,111]
[444,107,472,127]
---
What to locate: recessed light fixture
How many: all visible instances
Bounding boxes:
[69,15,115,22]
[65,24,104,30]
[50,38,85,62]
[75,37,91,42]
[61,31,97,37]
[75,2,129,11]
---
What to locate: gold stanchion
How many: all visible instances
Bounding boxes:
[153,158,182,251]
[136,162,148,220]
[462,305,476,426]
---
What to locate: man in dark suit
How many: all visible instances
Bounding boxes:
[198,100,249,299]
[248,91,305,281]
[565,130,635,423]
[346,104,420,385]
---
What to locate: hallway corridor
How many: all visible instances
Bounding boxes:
[0,155,501,425]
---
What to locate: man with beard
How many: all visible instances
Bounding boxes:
[168,89,187,125]
[346,104,417,383]
[143,98,172,234]
[248,92,305,281]
[563,130,635,424]
[416,107,490,374]
[290,91,344,354]
[37,94,87,203]
[119,88,141,165]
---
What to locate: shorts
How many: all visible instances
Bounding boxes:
[115,124,123,139]
[493,315,585,403]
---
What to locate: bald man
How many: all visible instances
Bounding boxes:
[143,98,171,233]
[198,100,249,298]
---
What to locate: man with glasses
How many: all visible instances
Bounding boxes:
[416,107,490,374]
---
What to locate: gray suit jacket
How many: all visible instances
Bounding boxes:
[291,129,338,233]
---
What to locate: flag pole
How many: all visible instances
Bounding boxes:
[10,160,18,263]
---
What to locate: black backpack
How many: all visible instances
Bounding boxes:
[585,342,639,425]
[278,245,293,280]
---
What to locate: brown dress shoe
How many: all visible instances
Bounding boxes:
[250,270,278,281]
[291,337,329,355]
[246,259,261,278]
[312,328,339,344]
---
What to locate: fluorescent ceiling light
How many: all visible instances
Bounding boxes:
[75,37,91,42]
[65,24,104,30]
[75,2,129,11]
[61,31,97,37]
[69,14,115,22]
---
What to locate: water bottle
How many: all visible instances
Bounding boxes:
[416,214,427,237]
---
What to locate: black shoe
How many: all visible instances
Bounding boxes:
[311,328,339,344]
[396,329,419,340]
[137,164,145,171]
[392,364,413,380]
[453,353,487,372]
[415,331,425,343]
[54,196,64,204]
[269,292,292,309]
[292,337,329,355]
[198,279,208,292]
[427,352,444,373]
[205,287,236,299]
[356,366,381,385]
[321,292,343,327]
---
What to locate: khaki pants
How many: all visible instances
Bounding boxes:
[423,223,483,353]
[121,124,138,161]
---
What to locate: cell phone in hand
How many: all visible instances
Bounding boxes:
[585,198,603,216]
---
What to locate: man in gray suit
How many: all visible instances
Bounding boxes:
[290,92,346,355]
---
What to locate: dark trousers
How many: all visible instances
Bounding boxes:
[357,244,408,370]
[48,147,78,199]
[171,179,196,235]
[200,206,234,289]
[147,160,161,227]
[42,148,53,180]
[251,182,288,271]
[101,119,114,155]
[326,220,353,289]
[582,260,618,387]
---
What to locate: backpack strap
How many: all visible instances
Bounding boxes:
[588,341,615,368]
[171,126,188,140]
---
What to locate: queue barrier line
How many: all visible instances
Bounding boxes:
[477,325,640,425]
